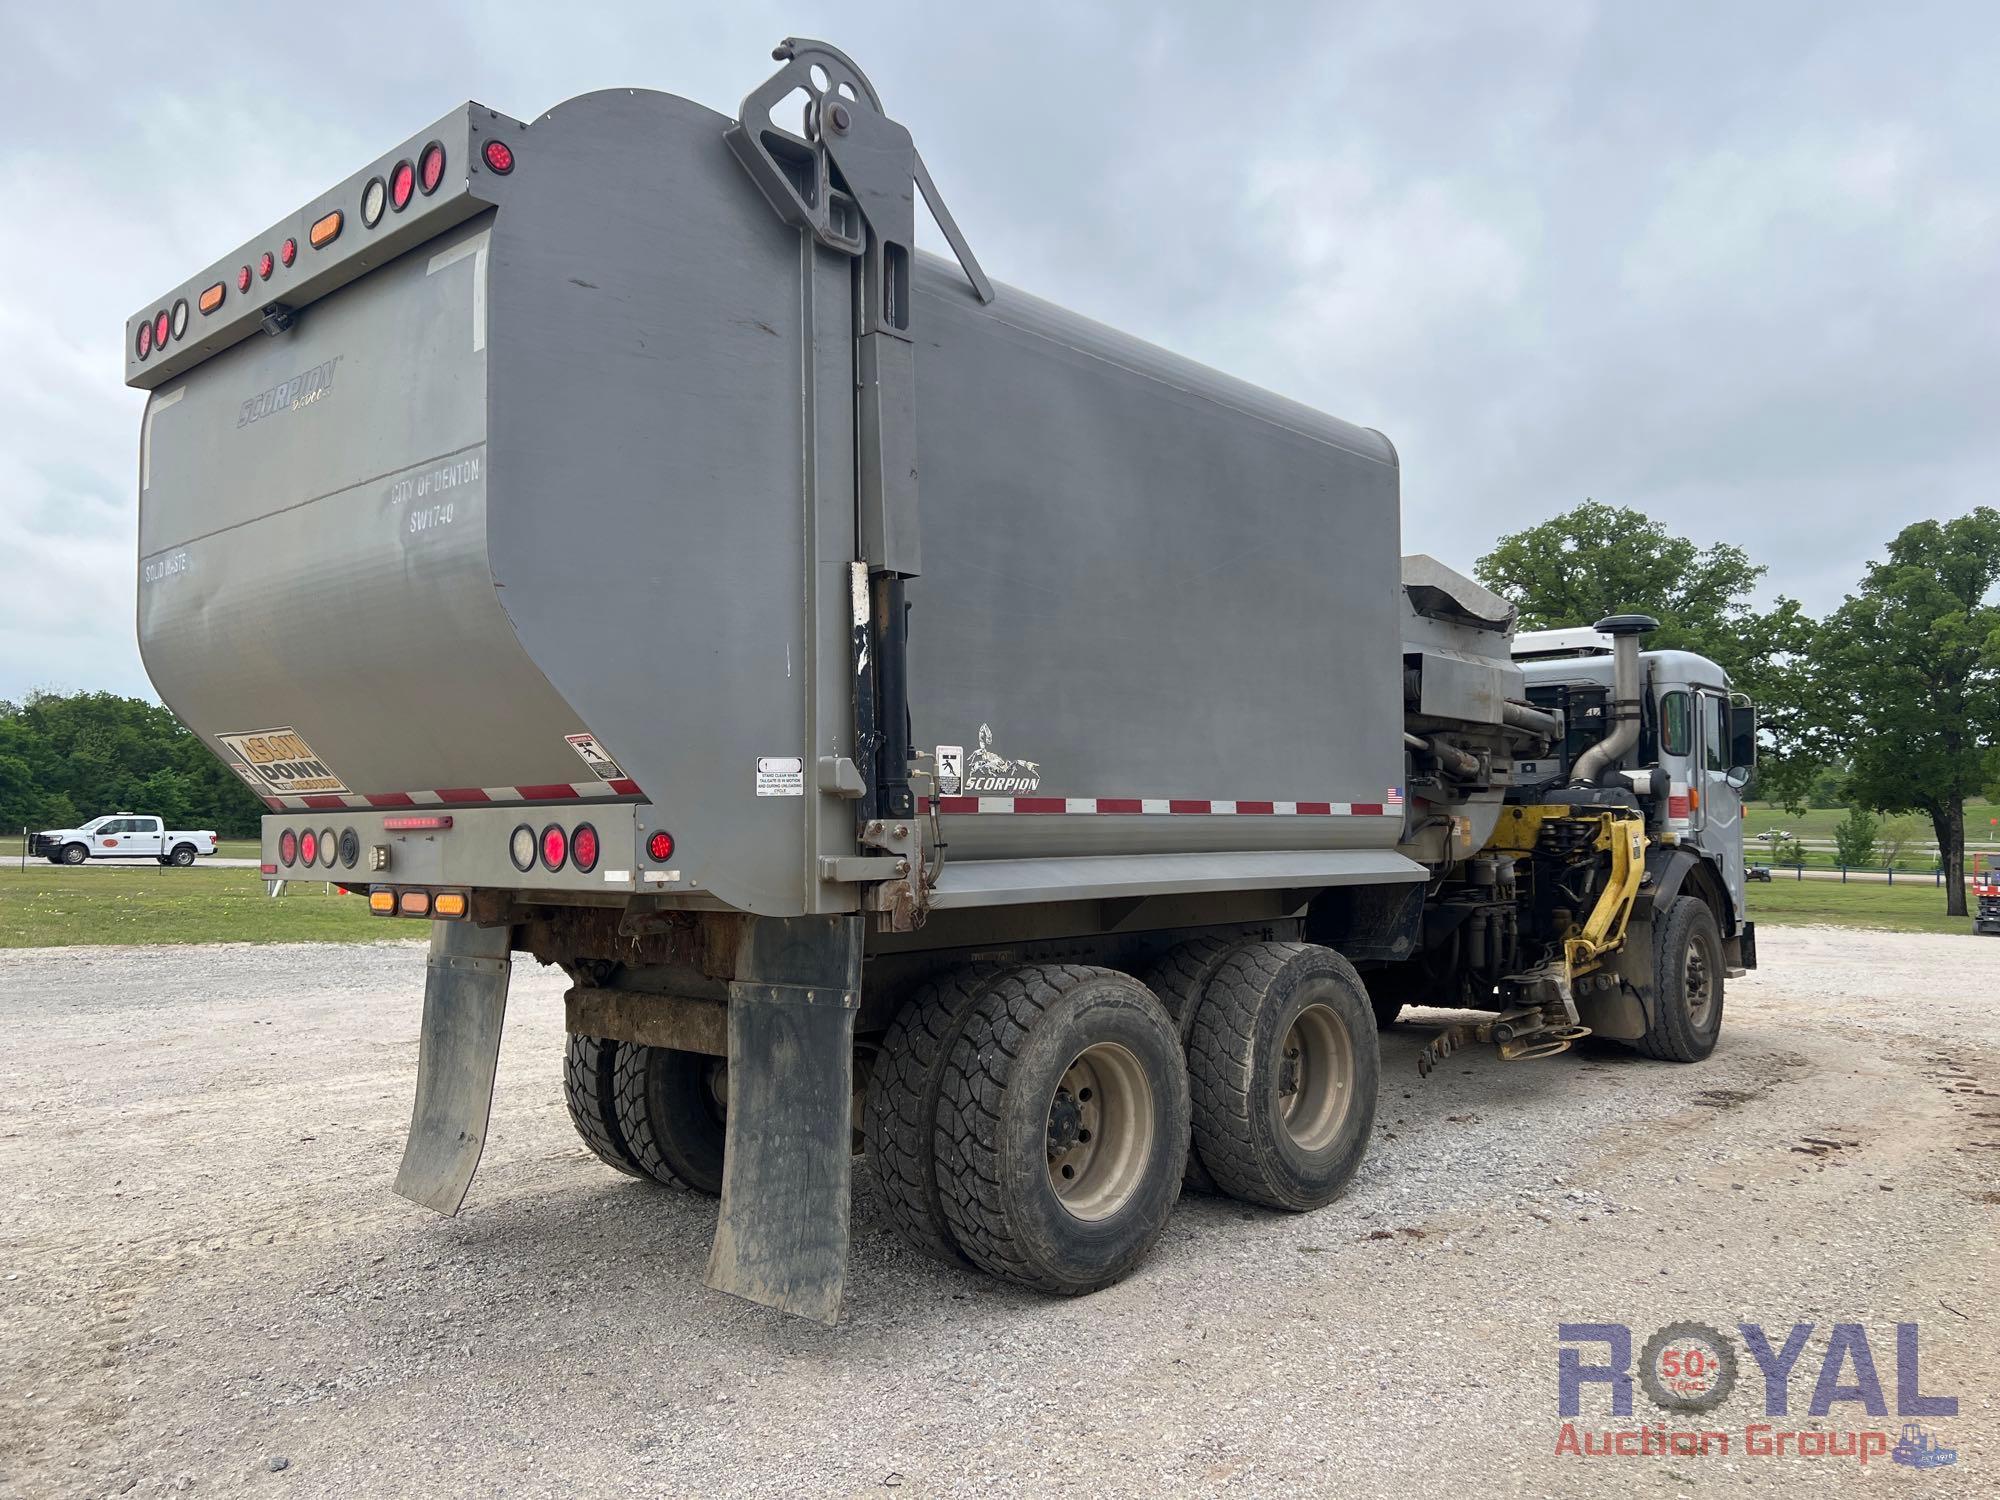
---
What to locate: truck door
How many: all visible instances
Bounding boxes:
[1694,689,1745,917]
[132,818,165,857]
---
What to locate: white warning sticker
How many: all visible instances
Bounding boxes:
[217,728,349,795]
[756,756,805,797]
[565,732,625,781]
[935,744,964,797]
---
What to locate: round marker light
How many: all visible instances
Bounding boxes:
[171,299,188,340]
[338,828,360,869]
[136,320,153,359]
[153,310,171,348]
[259,251,275,280]
[482,138,515,175]
[389,159,415,212]
[419,141,446,194]
[280,237,297,267]
[237,265,252,293]
[300,829,318,866]
[361,176,386,228]
[278,828,298,866]
[570,823,599,874]
[509,823,536,873]
[539,824,567,872]
[319,828,337,868]
[646,831,675,862]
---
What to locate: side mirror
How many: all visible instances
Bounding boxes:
[1729,702,1757,773]
[1725,765,1750,790]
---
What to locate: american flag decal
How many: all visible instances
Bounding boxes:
[1387,786,1405,808]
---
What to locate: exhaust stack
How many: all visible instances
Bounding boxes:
[1570,613,1658,787]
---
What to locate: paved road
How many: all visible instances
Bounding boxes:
[1,930,1993,1497]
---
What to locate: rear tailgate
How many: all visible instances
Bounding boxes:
[131,106,616,814]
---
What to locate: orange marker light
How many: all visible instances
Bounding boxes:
[309,209,343,248]
[368,889,396,914]
[198,283,226,314]
[399,890,432,917]
[433,892,468,918]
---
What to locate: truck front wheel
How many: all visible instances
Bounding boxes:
[61,844,87,865]
[1188,942,1378,1212]
[612,1044,727,1194]
[934,965,1188,1295]
[1634,895,1725,1062]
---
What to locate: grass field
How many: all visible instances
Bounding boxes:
[0,864,382,947]
[1743,876,1972,936]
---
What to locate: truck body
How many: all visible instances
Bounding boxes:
[126,40,1753,1322]
[29,815,218,866]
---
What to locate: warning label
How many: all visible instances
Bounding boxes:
[217,728,349,795]
[565,732,625,781]
[935,744,964,797]
[756,756,805,797]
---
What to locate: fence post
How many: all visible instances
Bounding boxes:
[1839,864,1846,884]
[1887,864,1893,886]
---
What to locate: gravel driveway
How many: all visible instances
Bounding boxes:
[1,928,1993,1498]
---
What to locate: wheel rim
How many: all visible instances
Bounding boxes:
[1684,938,1715,1028]
[1046,1042,1154,1221]
[1277,1002,1355,1153]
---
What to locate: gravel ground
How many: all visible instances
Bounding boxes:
[1,928,1993,1498]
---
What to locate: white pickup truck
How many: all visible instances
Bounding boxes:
[29,815,219,866]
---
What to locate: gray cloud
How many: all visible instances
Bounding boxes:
[3,0,1993,699]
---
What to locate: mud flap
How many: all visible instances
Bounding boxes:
[704,914,864,1325]
[392,921,513,1216]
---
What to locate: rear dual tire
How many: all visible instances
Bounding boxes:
[562,1034,727,1194]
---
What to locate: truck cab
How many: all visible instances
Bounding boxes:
[1512,628,1757,961]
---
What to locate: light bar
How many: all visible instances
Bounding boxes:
[382,814,453,831]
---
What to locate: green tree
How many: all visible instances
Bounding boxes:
[1475,500,1818,804]
[1831,806,1878,867]
[1812,509,2000,916]
[1877,812,1923,870]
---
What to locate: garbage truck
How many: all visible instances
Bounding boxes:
[125,39,1755,1323]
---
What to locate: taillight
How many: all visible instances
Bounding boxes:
[646,830,675,862]
[539,824,567,872]
[482,138,515,175]
[258,251,275,280]
[509,824,536,873]
[309,210,342,248]
[278,828,298,866]
[361,177,386,228]
[389,159,415,212]
[170,300,188,340]
[300,829,318,865]
[280,238,298,267]
[199,283,226,314]
[571,823,599,873]
[369,889,395,914]
[153,310,171,348]
[419,141,446,194]
[319,828,337,868]
[237,265,252,293]
[433,892,468,918]
[136,320,153,359]
[337,828,360,869]
[399,890,432,917]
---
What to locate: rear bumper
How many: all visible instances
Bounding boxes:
[262,804,682,908]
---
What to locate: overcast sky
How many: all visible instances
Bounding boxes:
[3,1,1995,701]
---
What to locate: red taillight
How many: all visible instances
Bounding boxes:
[419,141,446,194]
[382,815,453,831]
[237,265,252,293]
[136,320,153,358]
[153,310,171,348]
[540,824,567,872]
[389,159,415,211]
[300,829,318,865]
[570,823,599,873]
[278,828,298,866]
[280,237,297,267]
[259,251,274,280]
[482,138,515,175]
[646,830,675,862]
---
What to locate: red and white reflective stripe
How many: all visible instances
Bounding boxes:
[261,779,642,812]
[932,796,1390,816]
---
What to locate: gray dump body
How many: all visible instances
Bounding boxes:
[131,87,1419,919]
